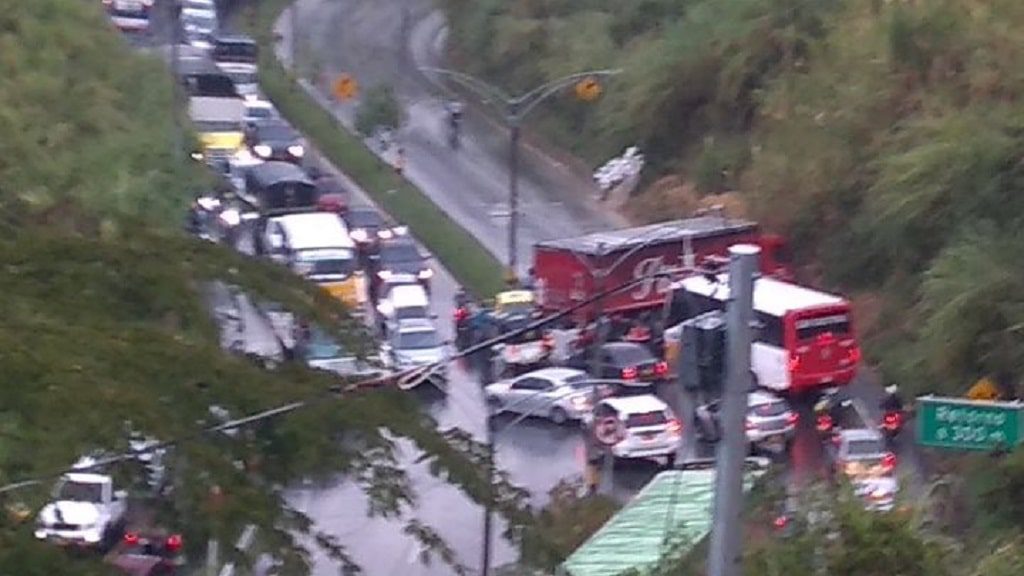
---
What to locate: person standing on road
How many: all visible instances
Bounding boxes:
[394,145,406,176]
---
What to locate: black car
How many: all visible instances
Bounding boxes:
[568,341,669,385]
[246,120,305,164]
[344,206,406,252]
[369,238,431,299]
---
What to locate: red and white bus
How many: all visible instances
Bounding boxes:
[663,274,860,395]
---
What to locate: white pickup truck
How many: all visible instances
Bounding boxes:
[34,468,128,549]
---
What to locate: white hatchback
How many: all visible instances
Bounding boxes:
[586,395,681,465]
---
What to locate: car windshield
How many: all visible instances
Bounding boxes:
[609,345,654,365]
[56,480,104,503]
[625,411,667,428]
[752,400,789,418]
[183,14,216,31]
[847,437,884,457]
[380,243,422,263]
[257,123,297,141]
[396,305,429,321]
[497,302,532,317]
[214,42,257,63]
[346,209,382,228]
[303,328,351,360]
[246,106,273,120]
[398,330,438,350]
[196,120,241,133]
[228,71,257,85]
[299,255,357,277]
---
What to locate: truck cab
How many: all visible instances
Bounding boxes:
[35,466,128,549]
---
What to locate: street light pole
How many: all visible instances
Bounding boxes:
[419,67,622,279]
[707,244,759,576]
[481,415,495,576]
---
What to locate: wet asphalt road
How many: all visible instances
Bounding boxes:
[114,2,922,572]
[277,0,628,274]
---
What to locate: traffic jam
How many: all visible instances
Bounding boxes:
[66,3,908,573]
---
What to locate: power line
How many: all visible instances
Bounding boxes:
[0,262,710,496]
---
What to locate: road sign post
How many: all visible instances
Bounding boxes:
[917,395,1024,451]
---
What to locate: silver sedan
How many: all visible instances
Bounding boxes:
[483,367,595,425]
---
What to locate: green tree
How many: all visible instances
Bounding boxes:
[519,478,620,571]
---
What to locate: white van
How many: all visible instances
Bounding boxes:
[263,212,366,310]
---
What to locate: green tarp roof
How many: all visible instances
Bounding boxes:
[560,463,765,576]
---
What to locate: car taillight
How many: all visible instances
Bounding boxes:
[654,361,669,376]
[883,411,901,429]
[882,452,897,472]
[124,532,139,546]
[666,419,682,434]
[787,354,801,373]
[847,346,861,364]
[454,307,468,322]
[815,414,832,432]
[165,534,183,553]
[787,412,799,426]
[622,366,638,380]
[773,515,789,529]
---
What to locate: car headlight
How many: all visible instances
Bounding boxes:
[377,270,393,280]
[418,269,433,280]
[190,151,204,161]
[287,144,305,157]
[351,229,368,242]
[253,145,272,158]
[378,229,393,240]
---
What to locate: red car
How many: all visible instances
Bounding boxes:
[107,532,184,576]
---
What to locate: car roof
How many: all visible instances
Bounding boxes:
[601,394,668,413]
[522,367,587,382]
[840,428,883,442]
[245,99,273,109]
[385,283,429,305]
[188,96,245,123]
[602,341,654,359]
[272,212,353,250]
[748,390,784,406]
[64,472,109,484]
[247,161,312,188]
[396,318,437,333]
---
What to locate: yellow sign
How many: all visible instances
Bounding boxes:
[496,290,534,306]
[575,77,602,102]
[967,377,1000,401]
[332,74,358,101]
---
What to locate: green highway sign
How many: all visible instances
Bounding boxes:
[917,395,1024,451]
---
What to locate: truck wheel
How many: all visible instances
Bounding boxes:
[550,407,568,425]
[664,452,677,469]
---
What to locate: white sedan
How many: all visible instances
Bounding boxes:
[484,368,594,425]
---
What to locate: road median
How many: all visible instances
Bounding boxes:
[243,0,505,298]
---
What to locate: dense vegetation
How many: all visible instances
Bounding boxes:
[0,1,526,574]
[442,0,1024,397]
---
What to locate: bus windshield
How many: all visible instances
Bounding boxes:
[795,313,851,342]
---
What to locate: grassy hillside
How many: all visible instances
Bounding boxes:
[0,2,521,573]
[443,0,1024,397]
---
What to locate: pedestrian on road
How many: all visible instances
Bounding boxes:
[394,145,406,176]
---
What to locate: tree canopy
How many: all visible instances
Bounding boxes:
[0,1,530,574]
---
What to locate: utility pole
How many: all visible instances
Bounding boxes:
[418,67,621,281]
[170,0,182,161]
[707,244,759,576]
[480,416,495,576]
[586,242,615,493]
[507,112,521,278]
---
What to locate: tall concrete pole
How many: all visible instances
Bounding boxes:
[507,114,521,279]
[707,244,759,576]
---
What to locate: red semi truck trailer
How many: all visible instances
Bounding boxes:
[532,215,790,319]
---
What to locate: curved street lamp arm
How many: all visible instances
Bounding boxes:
[418,66,513,112]
[512,69,623,121]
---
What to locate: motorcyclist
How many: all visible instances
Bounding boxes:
[881,384,904,414]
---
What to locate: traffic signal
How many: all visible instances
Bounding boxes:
[679,311,726,391]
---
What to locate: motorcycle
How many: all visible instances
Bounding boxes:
[880,408,904,444]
